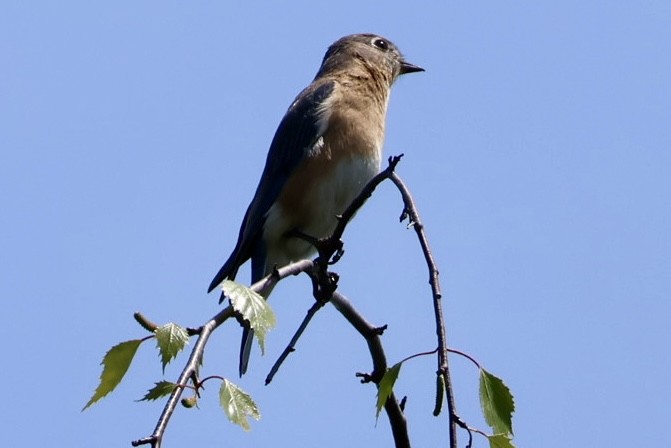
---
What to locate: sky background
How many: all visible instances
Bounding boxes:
[2,1,670,447]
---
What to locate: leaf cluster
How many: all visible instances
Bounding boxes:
[83,281,272,433]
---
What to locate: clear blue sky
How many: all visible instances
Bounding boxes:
[2,2,669,447]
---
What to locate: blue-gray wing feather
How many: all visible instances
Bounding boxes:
[208,80,335,293]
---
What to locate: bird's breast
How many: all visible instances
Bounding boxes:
[262,131,382,268]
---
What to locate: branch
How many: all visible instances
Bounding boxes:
[261,155,455,448]
[317,154,458,447]
[131,259,314,448]
[331,155,404,246]
[265,298,324,385]
[387,171,457,448]
[330,291,410,448]
[132,155,455,448]
[264,158,405,381]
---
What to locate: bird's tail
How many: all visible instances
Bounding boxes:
[239,326,254,376]
[237,261,277,376]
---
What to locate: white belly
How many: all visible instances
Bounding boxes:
[262,155,380,271]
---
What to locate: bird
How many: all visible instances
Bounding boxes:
[208,33,424,376]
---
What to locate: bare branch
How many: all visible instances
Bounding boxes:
[387,171,457,448]
[319,153,458,447]
[265,299,325,385]
[330,292,410,448]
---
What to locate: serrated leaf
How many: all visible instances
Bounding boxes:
[219,379,261,431]
[83,339,144,410]
[155,323,189,372]
[138,381,177,402]
[222,280,276,354]
[479,369,515,436]
[376,362,402,421]
[488,433,516,448]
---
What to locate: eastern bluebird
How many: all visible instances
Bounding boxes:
[208,33,423,375]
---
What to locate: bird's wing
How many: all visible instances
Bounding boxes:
[208,79,335,293]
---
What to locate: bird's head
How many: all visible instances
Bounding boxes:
[316,33,424,83]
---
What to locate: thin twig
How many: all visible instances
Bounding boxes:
[397,348,439,365]
[388,171,458,448]
[447,347,482,370]
[265,299,325,385]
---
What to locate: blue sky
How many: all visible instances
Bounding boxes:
[2,2,669,447]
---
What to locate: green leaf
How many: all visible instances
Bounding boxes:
[219,379,261,431]
[138,381,178,402]
[155,323,189,372]
[82,339,144,410]
[376,362,402,421]
[222,280,276,354]
[479,368,515,436]
[488,433,516,448]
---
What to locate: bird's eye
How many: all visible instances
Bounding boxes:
[372,38,389,51]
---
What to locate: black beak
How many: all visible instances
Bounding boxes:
[399,60,425,75]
